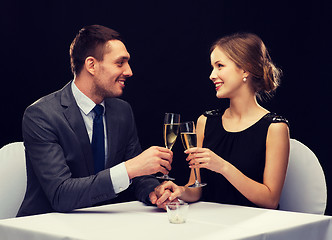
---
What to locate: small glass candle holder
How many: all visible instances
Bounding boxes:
[166,201,189,224]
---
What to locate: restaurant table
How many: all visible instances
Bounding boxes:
[0,201,331,240]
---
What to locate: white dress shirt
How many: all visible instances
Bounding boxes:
[71,81,130,194]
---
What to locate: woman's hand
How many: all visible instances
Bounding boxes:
[185,147,225,174]
[149,181,184,209]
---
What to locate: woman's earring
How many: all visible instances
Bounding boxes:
[243,77,247,82]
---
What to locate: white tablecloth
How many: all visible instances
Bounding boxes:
[0,201,331,240]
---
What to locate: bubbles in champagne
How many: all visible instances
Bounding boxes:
[164,124,180,149]
[180,133,197,150]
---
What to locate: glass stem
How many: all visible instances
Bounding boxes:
[192,152,199,181]
[193,168,198,181]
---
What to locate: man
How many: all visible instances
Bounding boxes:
[17,25,172,217]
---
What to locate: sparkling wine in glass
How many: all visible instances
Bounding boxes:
[180,121,207,188]
[157,113,180,180]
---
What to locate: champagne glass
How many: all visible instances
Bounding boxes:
[157,113,180,180]
[180,121,207,188]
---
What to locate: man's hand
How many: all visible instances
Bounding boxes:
[149,181,184,209]
[125,146,173,179]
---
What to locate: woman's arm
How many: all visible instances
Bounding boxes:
[177,114,208,202]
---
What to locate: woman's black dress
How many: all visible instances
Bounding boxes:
[201,109,289,207]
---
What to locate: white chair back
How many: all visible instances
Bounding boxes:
[279,139,327,214]
[0,142,26,219]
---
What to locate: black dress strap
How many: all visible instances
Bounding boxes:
[263,112,290,127]
[203,109,223,117]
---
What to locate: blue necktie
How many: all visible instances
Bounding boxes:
[92,104,105,174]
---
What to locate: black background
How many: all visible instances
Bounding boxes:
[1,1,331,215]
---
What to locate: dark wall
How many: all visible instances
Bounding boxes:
[2,1,331,214]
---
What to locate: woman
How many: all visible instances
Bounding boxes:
[151,32,290,209]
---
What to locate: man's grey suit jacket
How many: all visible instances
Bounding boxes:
[17,81,159,217]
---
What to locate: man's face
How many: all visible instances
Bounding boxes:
[93,40,133,98]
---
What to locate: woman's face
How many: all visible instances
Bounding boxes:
[210,47,247,99]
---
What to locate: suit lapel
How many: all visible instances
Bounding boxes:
[60,82,94,174]
[105,99,119,168]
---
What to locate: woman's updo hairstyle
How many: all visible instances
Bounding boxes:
[211,32,282,100]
